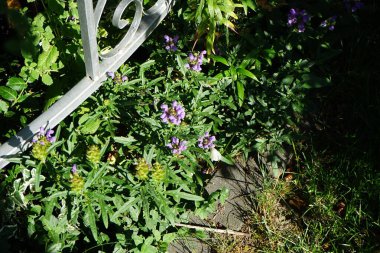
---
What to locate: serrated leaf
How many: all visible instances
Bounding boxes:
[99,199,109,229]
[111,197,137,221]
[38,46,59,69]
[86,205,98,241]
[0,86,17,101]
[7,77,27,91]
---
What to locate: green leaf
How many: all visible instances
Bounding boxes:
[34,163,43,192]
[236,68,259,81]
[111,197,138,221]
[41,74,54,85]
[86,205,98,241]
[219,188,229,204]
[221,155,235,165]
[44,94,62,111]
[237,81,245,107]
[7,77,27,91]
[78,114,90,125]
[176,55,187,77]
[210,55,229,66]
[143,118,161,128]
[241,0,256,14]
[38,46,59,69]
[132,232,144,246]
[113,136,136,145]
[0,87,17,101]
[99,199,109,229]
[80,117,101,135]
[166,190,204,202]
[163,233,177,243]
[141,237,157,253]
[0,100,9,112]
[46,243,62,253]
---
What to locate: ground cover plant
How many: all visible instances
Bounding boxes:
[0,0,379,252]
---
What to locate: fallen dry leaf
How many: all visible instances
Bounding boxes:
[7,0,21,10]
[287,195,307,212]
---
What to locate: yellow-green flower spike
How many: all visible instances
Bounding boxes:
[135,158,150,180]
[31,136,52,162]
[151,162,165,183]
[71,174,85,193]
[86,145,101,164]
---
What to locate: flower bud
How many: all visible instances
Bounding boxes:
[86,145,101,164]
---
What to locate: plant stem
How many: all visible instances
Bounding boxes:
[174,223,249,236]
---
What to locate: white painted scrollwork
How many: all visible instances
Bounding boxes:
[92,0,171,59]
[101,0,143,58]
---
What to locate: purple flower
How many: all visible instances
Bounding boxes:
[46,129,56,143]
[122,76,128,82]
[160,101,186,125]
[106,71,115,79]
[33,127,56,144]
[298,23,305,33]
[164,35,179,52]
[198,132,216,149]
[167,137,187,154]
[321,16,337,31]
[287,8,309,33]
[184,50,207,72]
[72,164,77,173]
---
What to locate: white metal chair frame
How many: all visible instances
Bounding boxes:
[0,0,174,168]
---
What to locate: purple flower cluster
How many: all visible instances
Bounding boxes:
[32,127,55,145]
[185,50,207,72]
[164,35,179,52]
[321,16,337,31]
[160,101,185,125]
[167,137,187,154]
[198,132,216,150]
[344,0,364,12]
[106,71,127,82]
[287,8,310,33]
